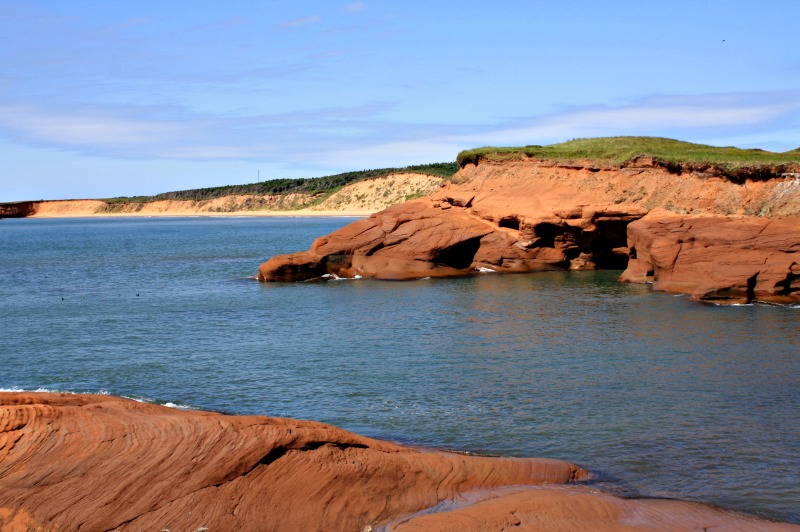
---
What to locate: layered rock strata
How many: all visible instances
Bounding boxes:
[259,158,800,289]
[1,392,795,531]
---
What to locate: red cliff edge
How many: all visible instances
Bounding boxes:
[1,392,795,531]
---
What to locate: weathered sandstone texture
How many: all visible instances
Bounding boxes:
[620,210,800,304]
[1,392,795,531]
[259,158,800,288]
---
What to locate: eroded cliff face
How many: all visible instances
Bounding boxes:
[258,158,800,296]
[1,393,794,531]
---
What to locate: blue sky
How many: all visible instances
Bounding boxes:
[1,0,799,200]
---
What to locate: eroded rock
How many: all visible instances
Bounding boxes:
[0,392,585,531]
[258,158,800,296]
[1,392,795,531]
[620,210,800,304]
[258,199,645,282]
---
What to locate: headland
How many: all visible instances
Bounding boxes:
[257,137,800,305]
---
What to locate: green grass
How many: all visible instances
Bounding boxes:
[102,196,150,204]
[456,136,800,168]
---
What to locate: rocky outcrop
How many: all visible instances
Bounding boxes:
[259,157,800,283]
[1,392,794,531]
[259,196,644,281]
[258,199,643,280]
[620,210,800,304]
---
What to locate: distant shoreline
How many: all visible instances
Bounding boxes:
[25,209,371,219]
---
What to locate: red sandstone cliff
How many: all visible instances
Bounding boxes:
[258,157,800,304]
[1,393,795,531]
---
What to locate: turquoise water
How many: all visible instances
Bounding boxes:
[1,216,798,523]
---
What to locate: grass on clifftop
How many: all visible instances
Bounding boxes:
[148,162,458,202]
[456,137,800,169]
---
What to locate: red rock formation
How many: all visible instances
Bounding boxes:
[1,393,794,531]
[258,158,800,300]
[258,199,644,281]
[620,210,800,304]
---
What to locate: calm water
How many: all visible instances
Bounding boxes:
[1,217,798,523]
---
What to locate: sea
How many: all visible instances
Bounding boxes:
[1,216,798,524]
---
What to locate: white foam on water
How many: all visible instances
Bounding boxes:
[163,402,193,410]
[1,387,109,396]
[121,394,149,403]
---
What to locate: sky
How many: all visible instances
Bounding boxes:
[1,0,799,200]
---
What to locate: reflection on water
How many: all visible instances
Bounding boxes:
[0,217,798,523]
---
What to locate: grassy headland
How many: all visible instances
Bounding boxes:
[456,136,800,170]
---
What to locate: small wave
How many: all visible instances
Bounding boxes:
[322,273,363,281]
[0,388,194,410]
[0,387,108,395]
[163,402,193,410]
[119,394,193,410]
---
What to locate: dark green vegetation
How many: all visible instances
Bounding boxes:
[102,196,150,204]
[457,136,800,169]
[148,163,458,202]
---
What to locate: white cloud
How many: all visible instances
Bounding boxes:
[342,2,366,12]
[1,91,798,166]
[278,15,321,29]
[452,93,800,148]
[0,105,191,147]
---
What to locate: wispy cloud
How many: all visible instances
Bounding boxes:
[0,91,797,166]
[278,15,321,29]
[0,105,197,154]
[455,92,800,148]
[342,2,366,12]
[0,101,396,159]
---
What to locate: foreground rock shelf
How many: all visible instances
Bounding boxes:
[258,157,800,304]
[0,392,796,530]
